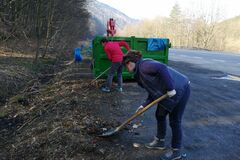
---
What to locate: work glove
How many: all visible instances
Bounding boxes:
[135,105,144,113]
[167,89,176,98]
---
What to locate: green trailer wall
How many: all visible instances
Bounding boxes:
[92,36,171,79]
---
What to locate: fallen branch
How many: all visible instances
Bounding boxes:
[48,126,61,136]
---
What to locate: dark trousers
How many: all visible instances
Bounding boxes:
[156,85,190,149]
[106,62,123,89]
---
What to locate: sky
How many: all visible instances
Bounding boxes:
[97,0,240,20]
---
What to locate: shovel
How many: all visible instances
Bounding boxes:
[84,67,111,92]
[99,93,168,137]
[90,67,111,85]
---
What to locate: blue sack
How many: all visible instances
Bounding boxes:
[74,48,83,62]
[147,38,166,51]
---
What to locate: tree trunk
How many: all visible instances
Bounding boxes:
[35,0,41,61]
[42,0,55,58]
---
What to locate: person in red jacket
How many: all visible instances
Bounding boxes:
[100,38,130,92]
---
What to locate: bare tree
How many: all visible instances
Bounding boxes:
[42,0,55,58]
[0,0,91,61]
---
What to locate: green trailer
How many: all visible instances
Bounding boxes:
[92,36,171,79]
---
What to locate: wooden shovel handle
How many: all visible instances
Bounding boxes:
[116,94,168,131]
[90,67,111,84]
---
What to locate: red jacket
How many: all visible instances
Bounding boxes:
[103,41,130,62]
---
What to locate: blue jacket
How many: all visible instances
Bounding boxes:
[134,59,189,112]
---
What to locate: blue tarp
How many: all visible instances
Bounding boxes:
[74,48,82,62]
[147,38,166,51]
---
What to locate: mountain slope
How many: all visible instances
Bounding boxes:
[217,16,240,52]
[87,0,137,36]
[219,16,240,38]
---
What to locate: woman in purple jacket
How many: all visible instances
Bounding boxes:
[123,50,190,160]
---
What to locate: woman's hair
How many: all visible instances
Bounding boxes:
[100,38,108,43]
[123,50,142,65]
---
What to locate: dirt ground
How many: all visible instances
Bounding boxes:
[0,53,240,160]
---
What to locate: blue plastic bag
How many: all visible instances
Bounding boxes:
[74,48,82,62]
[147,38,166,51]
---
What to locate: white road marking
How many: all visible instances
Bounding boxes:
[191,56,203,59]
[180,55,193,59]
[178,55,203,59]
[179,55,190,57]
[212,59,225,62]
[212,75,240,81]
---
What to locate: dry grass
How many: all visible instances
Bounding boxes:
[0,48,34,58]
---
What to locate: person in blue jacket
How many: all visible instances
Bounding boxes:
[122,50,190,160]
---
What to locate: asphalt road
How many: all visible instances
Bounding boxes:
[111,49,240,160]
[169,48,240,76]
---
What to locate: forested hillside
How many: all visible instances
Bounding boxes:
[119,4,240,53]
[87,0,137,36]
[217,16,240,52]
[0,0,90,60]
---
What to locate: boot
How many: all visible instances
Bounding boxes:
[116,87,123,92]
[101,86,110,93]
[160,148,183,160]
[145,136,165,150]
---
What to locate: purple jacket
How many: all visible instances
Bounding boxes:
[134,59,189,112]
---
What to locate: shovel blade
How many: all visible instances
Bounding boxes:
[98,128,118,137]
